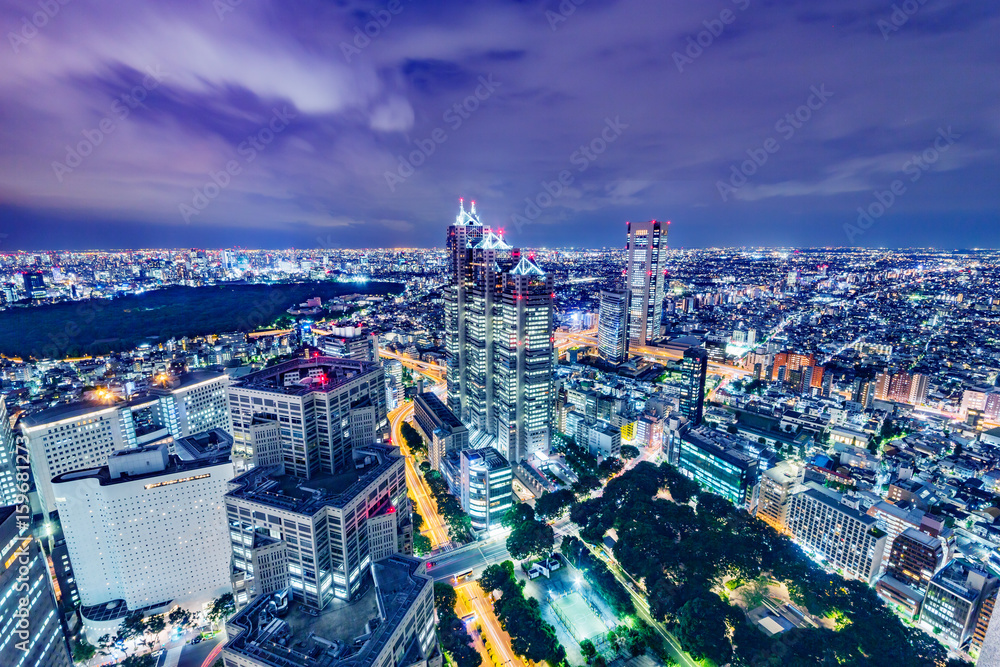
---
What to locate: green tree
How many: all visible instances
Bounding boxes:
[72,638,96,663]
[207,593,235,625]
[413,532,432,555]
[580,639,597,662]
[534,489,576,520]
[144,614,166,648]
[620,445,641,460]
[120,655,155,667]
[167,606,192,630]
[598,457,624,476]
[118,611,147,645]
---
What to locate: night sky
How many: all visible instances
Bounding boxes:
[0,0,997,251]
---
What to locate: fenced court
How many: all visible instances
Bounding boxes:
[552,590,607,643]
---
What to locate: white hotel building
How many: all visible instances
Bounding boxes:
[52,436,234,641]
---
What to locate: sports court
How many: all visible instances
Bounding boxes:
[552,591,607,642]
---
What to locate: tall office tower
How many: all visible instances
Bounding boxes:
[225,444,409,609]
[755,461,800,534]
[228,356,388,479]
[22,371,231,517]
[444,199,485,418]
[224,555,437,667]
[0,395,20,506]
[52,441,234,641]
[920,560,998,650]
[679,346,708,426]
[444,201,554,464]
[0,506,72,667]
[598,290,628,364]
[494,254,555,462]
[625,220,668,348]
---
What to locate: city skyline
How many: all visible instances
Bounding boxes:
[1,1,998,250]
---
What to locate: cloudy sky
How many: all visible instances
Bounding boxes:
[0,0,997,250]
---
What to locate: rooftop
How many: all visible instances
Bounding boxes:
[234,356,379,396]
[226,445,400,515]
[225,555,429,667]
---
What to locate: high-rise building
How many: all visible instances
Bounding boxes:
[444,200,554,464]
[876,527,947,618]
[679,346,708,426]
[21,271,47,299]
[52,440,234,641]
[444,199,486,419]
[676,427,759,509]
[441,447,513,532]
[315,325,378,363]
[0,505,72,667]
[225,444,410,609]
[22,371,231,517]
[625,221,668,347]
[755,462,800,534]
[0,395,20,506]
[228,356,388,479]
[413,392,469,471]
[598,290,628,364]
[223,555,438,667]
[786,485,887,585]
[874,371,929,406]
[920,560,998,650]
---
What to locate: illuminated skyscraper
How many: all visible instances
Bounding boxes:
[444,200,554,463]
[625,220,668,347]
[679,346,708,426]
[444,199,485,418]
[598,290,628,364]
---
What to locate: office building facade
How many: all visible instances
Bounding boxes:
[413,392,468,471]
[0,505,72,667]
[625,220,668,347]
[228,356,388,479]
[225,444,410,610]
[52,442,234,641]
[443,201,555,464]
[0,395,20,506]
[598,290,628,364]
[676,427,759,509]
[679,346,708,426]
[920,560,997,650]
[442,448,512,532]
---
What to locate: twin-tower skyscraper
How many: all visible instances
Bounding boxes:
[443,199,555,464]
